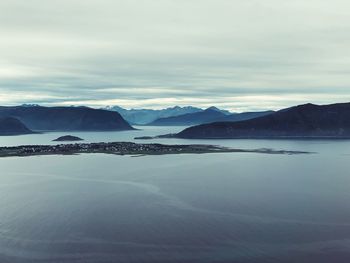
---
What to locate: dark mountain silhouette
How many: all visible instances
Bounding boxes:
[205,106,231,115]
[149,108,272,126]
[0,106,134,132]
[222,111,274,122]
[176,103,350,138]
[0,117,34,135]
[149,108,228,126]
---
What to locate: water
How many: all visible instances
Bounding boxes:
[0,127,350,262]
[0,126,185,147]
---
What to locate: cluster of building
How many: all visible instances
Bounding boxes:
[1,142,195,157]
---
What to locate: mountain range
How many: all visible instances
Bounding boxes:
[104,106,231,125]
[149,108,273,126]
[104,106,202,125]
[176,102,350,139]
[0,105,134,132]
[3,102,350,138]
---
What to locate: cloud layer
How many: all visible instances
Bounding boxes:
[1,0,350,111]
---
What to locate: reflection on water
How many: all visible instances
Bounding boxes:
[0,127,350,262]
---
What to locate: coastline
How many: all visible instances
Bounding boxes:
[136,134,350,140]
[0,141,311,158]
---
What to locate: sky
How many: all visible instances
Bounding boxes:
[0,0,350,112]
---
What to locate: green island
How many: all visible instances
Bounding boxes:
[0,142,311,158]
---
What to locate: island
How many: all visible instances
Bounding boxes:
[53,135,84,142]
[134,136,157,140]
[0,142,310,158]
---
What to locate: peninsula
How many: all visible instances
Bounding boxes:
[0,142,310,158]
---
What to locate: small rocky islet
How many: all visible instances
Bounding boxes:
[53,135,84,142]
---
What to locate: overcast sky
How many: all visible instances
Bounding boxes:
[1,0,350,111]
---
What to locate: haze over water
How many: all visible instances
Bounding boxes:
[0,127,350,262]
[2,0,350,261]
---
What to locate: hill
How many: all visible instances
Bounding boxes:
[149,107,228,126]
[0,106,134,132]
[149,108,272,126]
[222,111,274,122]
[0,117,34,135]
[176,103,350,139]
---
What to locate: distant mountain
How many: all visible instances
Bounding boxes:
[149,108,228,126]
[205,106,231,115]
[0,117,34,135]
[20,104,41,107]
[105,106,203,124]
[0,106,134,131]
[149,109,272,126]
[176,103,350,139]
[222,111,274,122]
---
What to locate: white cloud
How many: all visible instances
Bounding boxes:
[0,0,350,110]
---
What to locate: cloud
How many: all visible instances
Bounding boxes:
[0,0,350,111]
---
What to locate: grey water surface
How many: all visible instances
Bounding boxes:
[0,127,350,262]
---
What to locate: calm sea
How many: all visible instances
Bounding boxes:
[0,126,350,262]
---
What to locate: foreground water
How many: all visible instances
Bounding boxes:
[0,127,350,262]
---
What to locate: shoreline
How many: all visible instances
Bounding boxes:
[0,142,311,158]
[135,134,350,140]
